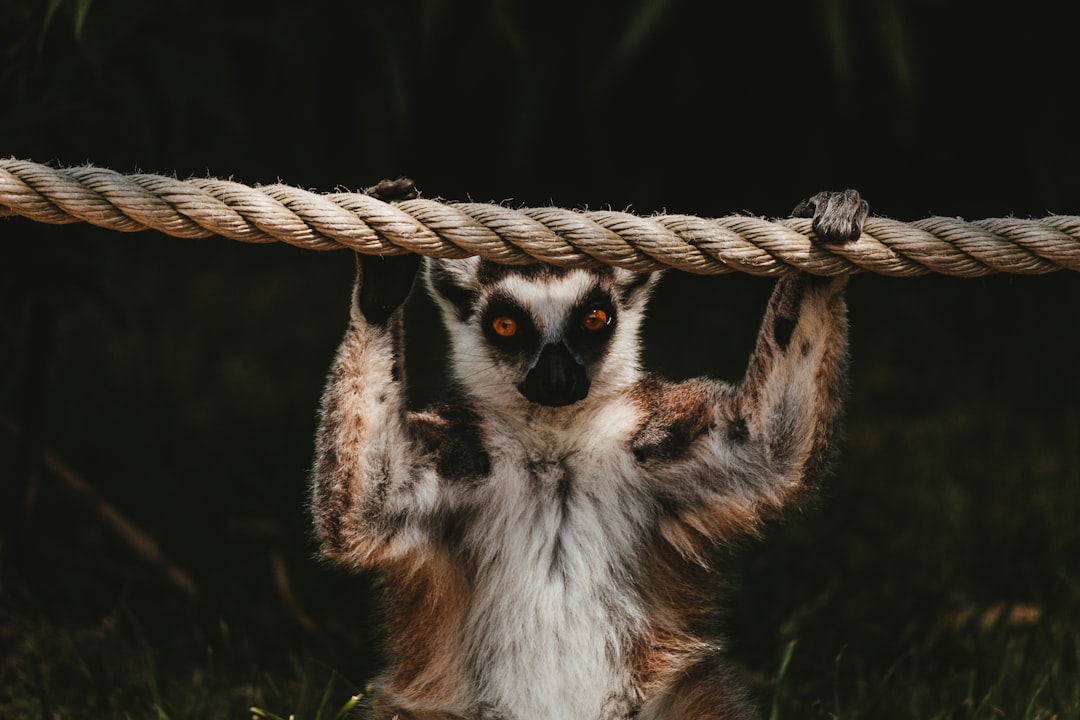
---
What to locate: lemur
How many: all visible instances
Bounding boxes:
[311,184,867,720]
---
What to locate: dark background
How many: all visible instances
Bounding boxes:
[1,1,1078,718]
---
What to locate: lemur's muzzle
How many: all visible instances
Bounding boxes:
[518,343,590,407]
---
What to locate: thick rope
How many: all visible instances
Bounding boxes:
[2,159,1078,276]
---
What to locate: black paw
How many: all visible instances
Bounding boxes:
[357,253,422,324]
[792,189,868,245]
[364,177,419,202]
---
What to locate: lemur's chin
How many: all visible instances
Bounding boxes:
[516,380,590,407]
[518,390,589,408]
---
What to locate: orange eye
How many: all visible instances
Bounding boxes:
[492,316,518,337]
[582,308,610,331]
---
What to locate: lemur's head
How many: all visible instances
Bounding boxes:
[424,258,659,410]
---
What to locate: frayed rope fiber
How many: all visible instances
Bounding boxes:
[2,159,1079,276]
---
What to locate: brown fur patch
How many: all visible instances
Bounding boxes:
[379,549,472,712]
[629,527,721,699]
[311,365,365,561]
[629,376,764,550]
[648,658,758,719]
[629,376,722,462]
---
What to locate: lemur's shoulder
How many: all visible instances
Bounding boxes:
[408,394,491,483]
[628,374,740,462]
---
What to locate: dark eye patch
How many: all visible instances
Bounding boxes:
[565,288,617,364]
[481,296,540,356]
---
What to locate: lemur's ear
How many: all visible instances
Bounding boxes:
[613,269,663,310]
[424,257,482,321]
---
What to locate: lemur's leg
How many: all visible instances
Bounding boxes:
[310,179,428,568]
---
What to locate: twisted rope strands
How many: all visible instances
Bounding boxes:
[2,159,1079,276]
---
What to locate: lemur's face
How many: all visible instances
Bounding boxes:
[425,259,657,408]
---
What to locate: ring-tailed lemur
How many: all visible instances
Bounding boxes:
[312,185,867,720]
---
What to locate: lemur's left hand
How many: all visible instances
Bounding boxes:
[793,189,868,245]
[356,178,423,324]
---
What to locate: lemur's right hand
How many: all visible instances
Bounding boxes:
[792,189,868,245]
[356,178,422,325]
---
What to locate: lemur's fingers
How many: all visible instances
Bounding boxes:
[792,189,868,245]
[364,177,420,202]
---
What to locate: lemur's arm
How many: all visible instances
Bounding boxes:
[311,180,441,569]
[634,191,867,551]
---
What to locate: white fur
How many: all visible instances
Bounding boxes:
[498,272,595,343]
[464,398,649,718]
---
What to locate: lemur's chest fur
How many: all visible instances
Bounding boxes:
[443,401,652,719]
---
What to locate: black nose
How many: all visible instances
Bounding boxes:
[517,343,590,407]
